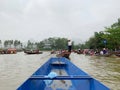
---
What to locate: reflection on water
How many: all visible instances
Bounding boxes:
[0,52,120,90]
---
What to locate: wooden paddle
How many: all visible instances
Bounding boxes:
[57,57,66,84]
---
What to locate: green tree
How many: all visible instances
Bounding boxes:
[14,40,22,49]
[26,40,34,49]
[4,40,8,48]
[37,37,68,50]
[103,19,120,50]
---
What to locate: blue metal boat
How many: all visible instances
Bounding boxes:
[17,57,110,90]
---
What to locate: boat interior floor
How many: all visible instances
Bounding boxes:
[45,69,76,90]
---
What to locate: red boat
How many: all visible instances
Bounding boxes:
[0,48,17,54]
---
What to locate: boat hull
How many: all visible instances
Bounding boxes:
[24,50,42,54]
[114,51,120,57]
[17,57,109,90]
[57,52,71,59]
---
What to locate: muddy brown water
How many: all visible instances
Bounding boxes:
[0,52,119,90]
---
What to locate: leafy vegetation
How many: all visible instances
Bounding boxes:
[84,18,120,50]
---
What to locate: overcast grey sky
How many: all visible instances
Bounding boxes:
[0,0,120,43]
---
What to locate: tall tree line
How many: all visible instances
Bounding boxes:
[0,38,73,50]
[83,18,120,50]
[29,37,70,50]
[0,40,22,49]
[25,37,78,50]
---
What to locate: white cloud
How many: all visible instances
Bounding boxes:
[0,0,120,43]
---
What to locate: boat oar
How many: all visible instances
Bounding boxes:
[58,60,65,84]
[58,57,66,84]
[51,57,67,84]
[56,54,62,75]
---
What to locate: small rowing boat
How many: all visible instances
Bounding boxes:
[17,57,109,90]
[24,49,42,54]
[56,51,71,59]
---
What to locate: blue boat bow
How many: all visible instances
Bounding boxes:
[17,57,110,90]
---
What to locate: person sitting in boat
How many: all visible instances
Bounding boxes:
[78,48,81,53]
[103,48,107,54]
[100,50,103,55]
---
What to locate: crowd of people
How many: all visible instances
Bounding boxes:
[75,48,109,56]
